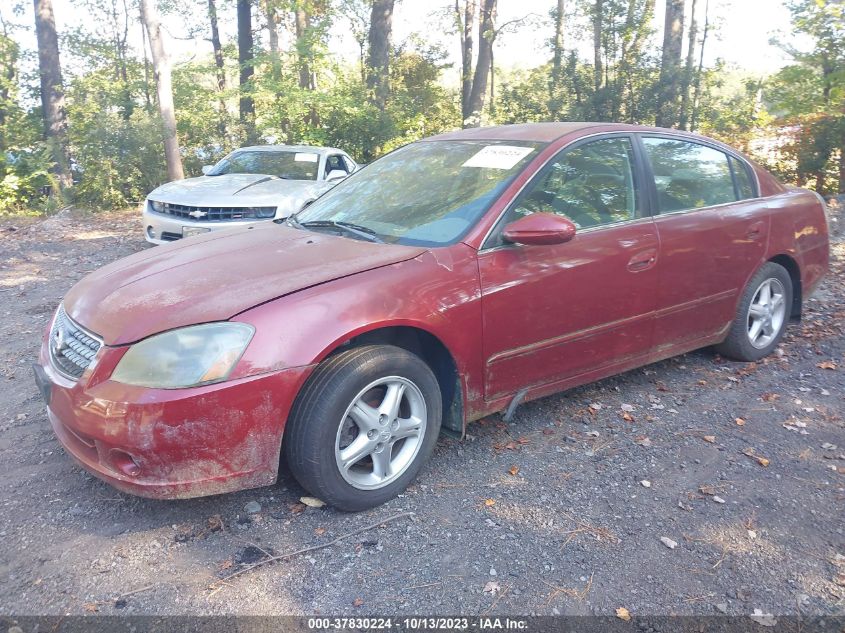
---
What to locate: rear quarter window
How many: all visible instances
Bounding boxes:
[730,155,756,200]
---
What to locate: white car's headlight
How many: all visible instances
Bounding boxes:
[111,323,254,389]
[149,199,164,213]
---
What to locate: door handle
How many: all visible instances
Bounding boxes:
[627,249,657,272]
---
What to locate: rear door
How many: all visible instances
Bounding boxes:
[639,135,769,350]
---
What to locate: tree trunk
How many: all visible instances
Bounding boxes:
[0,16,18,134]
[549,0,564,118]
[367,0,394,111]
[139,0,184,181]
[264,0,281,82]
[294,7,314,90]
[237,0,256,141]
[679,0,697,130]
[457,0,476,121]
[207,0,227,139]
[139,11,152,111]
[33,0,72,191]
[465,0,496,128]
[655,0,684,128]
[592,0,603,119]
[690,0,709,133]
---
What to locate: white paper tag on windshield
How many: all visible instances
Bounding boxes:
[462,145,534,170]
[294,152,319,163]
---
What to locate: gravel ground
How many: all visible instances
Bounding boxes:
[0,206,843,618]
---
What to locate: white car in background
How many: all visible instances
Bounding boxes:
[142,145,358,244]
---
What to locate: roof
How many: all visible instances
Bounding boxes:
[424,122,681,143]
[237,145,345,155]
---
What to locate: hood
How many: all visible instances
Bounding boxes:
[64,224,427,345]
[150,174,332,213]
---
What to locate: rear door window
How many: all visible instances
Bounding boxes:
[642,137,737,213]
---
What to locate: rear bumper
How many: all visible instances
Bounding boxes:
[141,207,276,245]
[37,337,311,499]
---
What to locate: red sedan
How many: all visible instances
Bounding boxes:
[34,123,830,510]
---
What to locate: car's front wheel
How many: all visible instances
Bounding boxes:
[283,345,442,511]
[716,262,793,362]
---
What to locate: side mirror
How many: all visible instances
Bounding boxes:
[502,212,577,246]
[326,169,348,183]
[201,165,214,175]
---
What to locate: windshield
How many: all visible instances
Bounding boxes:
[295,140,544,245]
[208,150,320,180]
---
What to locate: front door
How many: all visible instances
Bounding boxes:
[478,135,659,400]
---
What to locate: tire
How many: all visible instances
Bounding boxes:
[716,262,793,362]
[283,345,442,511]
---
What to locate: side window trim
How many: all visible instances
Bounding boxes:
[481,133,646,250]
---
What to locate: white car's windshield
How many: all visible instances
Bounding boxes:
[293,140,544,246]
[208,150,320,181]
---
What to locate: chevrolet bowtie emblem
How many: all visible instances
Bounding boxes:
[188,209,208,219]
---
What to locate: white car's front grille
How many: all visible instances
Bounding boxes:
[154,202,277,222]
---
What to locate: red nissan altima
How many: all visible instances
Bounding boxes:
[34,123,829,510]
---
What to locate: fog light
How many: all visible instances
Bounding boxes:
[146,225,156,240]
[110,449,141,477]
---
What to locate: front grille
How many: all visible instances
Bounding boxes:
[49,305,103,381]
[156,202,277,222]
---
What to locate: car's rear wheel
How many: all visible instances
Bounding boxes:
[283,345,442,511]
[716,262,793,362]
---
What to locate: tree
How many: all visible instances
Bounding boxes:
[207,0,228,138]
[549,0,565,118]
[237,0,256,141]
[464,0,496,127]
[33,0,72,191]
[655,0,684,128]
[139,0,185,181]
[592,0,603,119]
[367,0,394,111]
[456,0,476,122]
[679,0,697,129]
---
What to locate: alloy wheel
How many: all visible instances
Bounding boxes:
[746,278,787,349]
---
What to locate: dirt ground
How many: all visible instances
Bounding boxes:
[0,206,843,619]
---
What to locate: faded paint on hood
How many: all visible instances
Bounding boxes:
[63,223,427,345]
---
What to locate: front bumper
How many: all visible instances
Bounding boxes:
[141,206,277,245]
[37,336,311,499]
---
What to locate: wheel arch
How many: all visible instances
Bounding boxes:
[767,253,802,319]
[319,324,465,436]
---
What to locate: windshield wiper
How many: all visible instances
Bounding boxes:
[297,219,383,243]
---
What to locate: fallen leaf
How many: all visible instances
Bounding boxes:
[703,435,716,444]
[289,503,306,514]
[218,558,234,570]
[634,435,652,447]
[616,607,631,621]
[817,361,837,370]
[484,498,496,507]
[742,447,770,467]
[352,597,364,608]
[483,581,502,594]
[761,392,779,402]
[300,496,325,508]
[508,465,520,476]
[735,417,746,426]
[542,428,555,435]
[83,603,99,613]
[699,484,716,496]
[750,609,777,627]
[622,412,635,422]
[314,527,326,536]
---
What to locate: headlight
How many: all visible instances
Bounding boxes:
[111,323,254,389]
[149,199,164,213]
